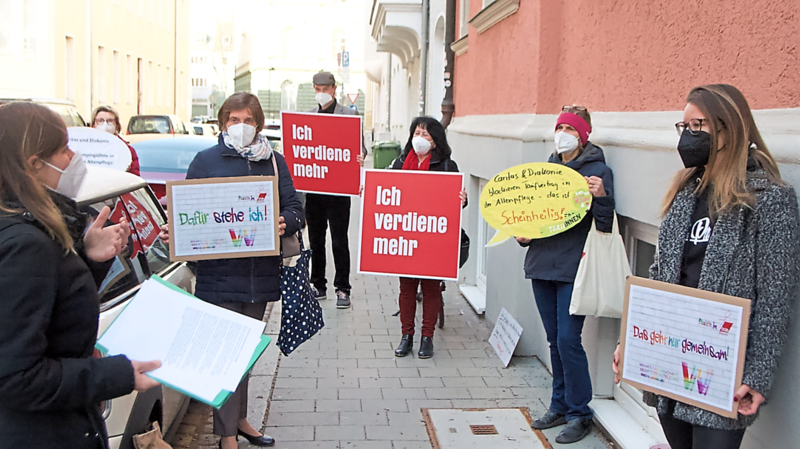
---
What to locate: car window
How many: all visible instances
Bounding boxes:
[86,199,149,304]
[129,116,171,134]
[136,143,204,173]
[193,125,204,135]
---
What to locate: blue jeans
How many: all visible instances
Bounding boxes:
[532,279,593,421]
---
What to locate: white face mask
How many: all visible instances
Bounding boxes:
[411,136,432,155]
[44,153,88,199]
[315,92,333,106]
[554,132,580,154]
[95,122,116,134]
[225,123,257,149]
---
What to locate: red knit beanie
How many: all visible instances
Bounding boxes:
[555,113,591,146]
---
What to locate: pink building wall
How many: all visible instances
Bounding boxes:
[454,0,799,116]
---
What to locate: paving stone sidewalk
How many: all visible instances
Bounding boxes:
[169,158,613,449]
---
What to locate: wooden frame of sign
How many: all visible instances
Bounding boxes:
[619,276,751,419]
[166,176,280,261]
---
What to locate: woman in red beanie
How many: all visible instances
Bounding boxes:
[517,106,615,444]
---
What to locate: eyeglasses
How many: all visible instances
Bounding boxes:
[675,119,707,136]
[94,118,114,125]
[562,105,587,114]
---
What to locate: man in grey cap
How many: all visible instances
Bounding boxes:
[305,71,362,309]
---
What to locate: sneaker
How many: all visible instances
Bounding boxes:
[555,418,593,444]
[530,410,567,430]
[336,290,351,309]
[311,286,327,300]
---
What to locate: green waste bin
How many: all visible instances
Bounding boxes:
[372,141,402,169]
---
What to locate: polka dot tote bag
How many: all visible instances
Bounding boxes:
[277,231,325,356]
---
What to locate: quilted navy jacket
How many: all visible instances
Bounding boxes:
[185,135,305,304]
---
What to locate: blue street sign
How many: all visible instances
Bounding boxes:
[342,51,350,68]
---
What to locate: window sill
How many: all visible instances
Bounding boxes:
[451,35,469,56]
[468,0,520,34]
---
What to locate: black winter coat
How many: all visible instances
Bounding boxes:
[390,151,460,173]
[520,142,615,283]
[186,136,305,304]
[0,195,135,449]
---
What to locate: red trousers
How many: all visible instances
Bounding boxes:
[399,277,442,338]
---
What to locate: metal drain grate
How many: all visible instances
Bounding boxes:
[470,424,499,435]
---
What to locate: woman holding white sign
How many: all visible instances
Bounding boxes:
[612,84,800,449]
[390,117,466,359]
[91,105,141,175]
[164,92,304,448]
[516,106,615,444]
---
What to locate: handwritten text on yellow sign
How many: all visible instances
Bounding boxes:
[480,162,591,245]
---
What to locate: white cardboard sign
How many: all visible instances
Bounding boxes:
[67,127,132,171]
[488,308,523,367]
[620,277,751,418]
[166,177,280,261]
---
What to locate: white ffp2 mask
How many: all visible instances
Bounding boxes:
[44,153,88,199]
[225,123,257,149]
[554,132,580,154]
[315,92,333,106]
[95,122,116,134]
[411,136,432,155]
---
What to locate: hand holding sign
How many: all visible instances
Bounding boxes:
[480,162,591,246]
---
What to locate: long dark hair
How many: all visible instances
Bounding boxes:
[402,116,452,160]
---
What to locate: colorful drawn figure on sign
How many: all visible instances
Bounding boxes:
[697,369,713,396]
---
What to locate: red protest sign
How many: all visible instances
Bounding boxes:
[358,169,464,281]
[109,193,160,259]
[281,111,362,196]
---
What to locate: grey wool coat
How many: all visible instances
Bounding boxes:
[643,168,800,430]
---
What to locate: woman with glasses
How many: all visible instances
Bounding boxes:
[516,105,615,444]
[612,84,799,449]
[91,105,140,175]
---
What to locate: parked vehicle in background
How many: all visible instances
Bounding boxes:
[126,115,189,135]
[129,134,217,206]
[259,128,282,153]
[0,98,87,127]
[76,166,194,449]
[186,122,218,136]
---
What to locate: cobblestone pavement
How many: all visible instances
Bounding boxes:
[169,160,612,449]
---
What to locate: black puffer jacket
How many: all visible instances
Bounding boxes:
[0,194,135,449]
[519,142,615,283]
[185,135,305,304]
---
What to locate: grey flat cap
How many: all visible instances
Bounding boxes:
[313,71,336,86]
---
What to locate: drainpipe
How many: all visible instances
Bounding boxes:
[387,53,392,134]
[419,0,430,116]
[440,0,455,128]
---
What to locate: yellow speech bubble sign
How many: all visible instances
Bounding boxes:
[480,162,592,246]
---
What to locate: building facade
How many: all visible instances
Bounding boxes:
[447,1,800,448]
[234,0,367,120]
[366,0,449,143]
[189,14,234,120]
[0,0,190,128]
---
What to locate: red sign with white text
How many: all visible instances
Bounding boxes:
[281,111,362,196]
[358,169,464,281]
[109,193,159,259]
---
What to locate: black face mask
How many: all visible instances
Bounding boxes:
[677,129,711,168]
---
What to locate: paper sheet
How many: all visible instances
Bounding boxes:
[97,278,266,398]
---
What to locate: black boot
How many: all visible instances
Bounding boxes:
[418,336,434,359]
[394,335,413,357]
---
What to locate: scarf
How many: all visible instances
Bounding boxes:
[223,132,273,162]
[401,151,431,171]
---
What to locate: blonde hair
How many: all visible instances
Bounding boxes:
[661,85,782,219]
[0,102,74,251]
[91,105,122,134]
